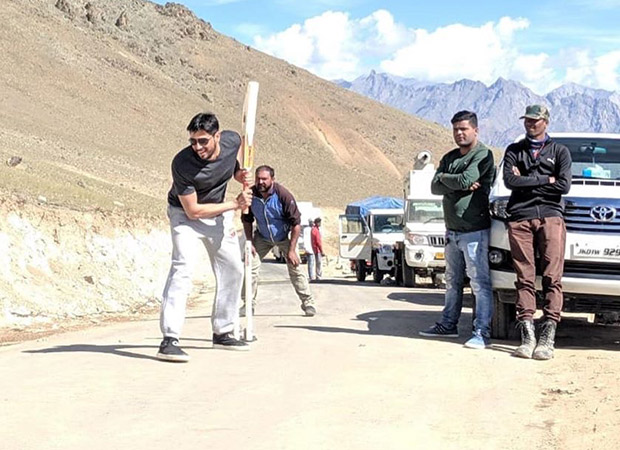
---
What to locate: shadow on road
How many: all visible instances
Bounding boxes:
[278,309,620,353]
[22,341,210,361]
[387,290,475,308]
[276,310,480,348]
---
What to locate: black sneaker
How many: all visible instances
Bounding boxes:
[212,333,249,351]
[418,323,459,338]
[302,304,316,317]
[156,337,190,362]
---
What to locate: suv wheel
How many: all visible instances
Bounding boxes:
[491,291,517,340]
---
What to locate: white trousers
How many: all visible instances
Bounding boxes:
[160,206,243,338]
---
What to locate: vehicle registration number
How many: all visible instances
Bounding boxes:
[572,243,620,259]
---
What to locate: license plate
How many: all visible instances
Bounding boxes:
[434,252,445,260]
[572,243,620,259]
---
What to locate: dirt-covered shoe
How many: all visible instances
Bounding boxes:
[156,337,190,362]
[301,303,316,316]
[532,320,557,361]
[513,320,537,359]
[213,332,249,351]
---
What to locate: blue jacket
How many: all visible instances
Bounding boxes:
[241,182,301,242]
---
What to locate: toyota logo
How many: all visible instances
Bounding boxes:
[590,205,617,222]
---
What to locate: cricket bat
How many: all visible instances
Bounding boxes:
[241,81,259,342]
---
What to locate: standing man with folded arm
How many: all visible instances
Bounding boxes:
[157,112,252,362]
[419,110,495,349]
[503,105,572,360]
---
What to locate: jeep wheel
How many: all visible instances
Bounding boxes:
[372,257,383,283]
[355,260,366,282]
[401,251,416,287]
[491,292,516,340]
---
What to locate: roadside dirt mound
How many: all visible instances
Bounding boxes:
[0,193,215,336]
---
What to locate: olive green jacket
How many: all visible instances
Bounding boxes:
[430,142,495,232]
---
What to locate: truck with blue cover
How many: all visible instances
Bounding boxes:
[339,196,404,282]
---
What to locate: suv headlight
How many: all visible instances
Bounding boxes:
[490,198,510,220]
[405,232,429,245]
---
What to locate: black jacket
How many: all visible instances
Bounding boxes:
[503,136,572,221]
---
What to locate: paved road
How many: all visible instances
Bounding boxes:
[2,262,620,449]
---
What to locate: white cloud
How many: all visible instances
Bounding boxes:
[381,17,530,85]
[253,10,620,93]
[254,11,362,80]
[565,50,620,91]
[359,9,410,52]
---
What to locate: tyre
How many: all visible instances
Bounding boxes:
[401,250,416,287]
[372,256,383,283]
[355,260,367,282]
[491,291,517,339]
[394,248,403,286]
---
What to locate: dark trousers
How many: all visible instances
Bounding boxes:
[507,217,566,322]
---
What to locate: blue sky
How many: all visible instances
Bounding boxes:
[153,0,620,94]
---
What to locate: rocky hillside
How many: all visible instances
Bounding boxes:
[0,0,455,333]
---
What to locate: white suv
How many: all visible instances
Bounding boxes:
[488,133,620,339]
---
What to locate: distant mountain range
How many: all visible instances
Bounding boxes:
[335,71,620,147]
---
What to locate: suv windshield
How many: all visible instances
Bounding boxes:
[372,214,404,233]
[406,200,444,223]
[555,137,620,180]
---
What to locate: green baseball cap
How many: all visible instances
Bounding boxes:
[520,104,550,121]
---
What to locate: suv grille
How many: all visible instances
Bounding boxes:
[429,235,445,247]
[564,197,620,233]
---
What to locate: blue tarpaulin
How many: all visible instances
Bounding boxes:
[345,196,404,217]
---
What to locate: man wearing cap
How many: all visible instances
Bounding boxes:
[503,105,572,360]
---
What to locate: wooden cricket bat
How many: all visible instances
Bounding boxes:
[241,81,259,342]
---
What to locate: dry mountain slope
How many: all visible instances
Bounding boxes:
[0,0,453,211]
[0,0,454,332]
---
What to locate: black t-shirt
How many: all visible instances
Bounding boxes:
[167,130,241,207]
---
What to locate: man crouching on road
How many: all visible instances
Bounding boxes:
[241,165,317,317]
[504,105,572,361]
[157,112,252,362]
[419,110,496,349]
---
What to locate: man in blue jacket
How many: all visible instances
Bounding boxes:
[241,165,316,316]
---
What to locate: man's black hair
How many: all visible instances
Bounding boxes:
[450,110,478,128]
[255,165,275,178]
[187,113,219,135]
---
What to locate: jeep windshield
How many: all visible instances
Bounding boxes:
[406,200,444,223]
[555,136,620,180]
[372,214,404,233]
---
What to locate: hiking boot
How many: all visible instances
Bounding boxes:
[513,320,536,359]
[532,319,557,361]
[419,323,459,338]
[464,330,491,349]
[156,337,190,362]
[302,304,316,317]
[213,332,249,351]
